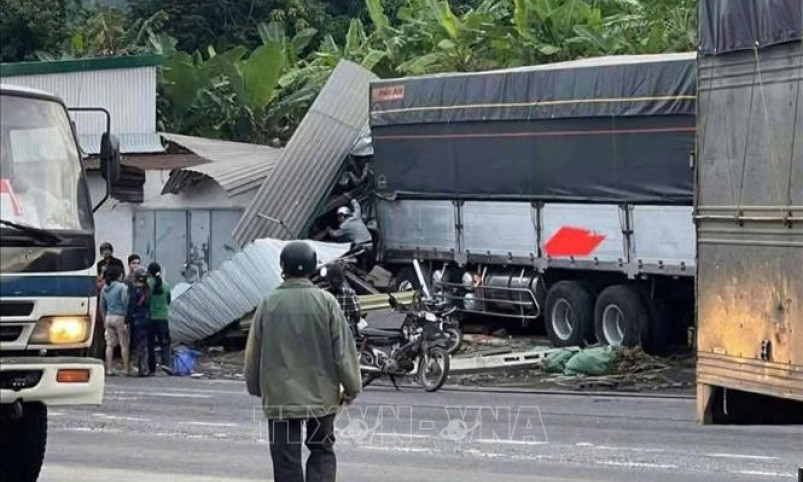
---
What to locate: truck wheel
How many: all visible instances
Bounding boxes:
[392,266,426,292]
[635,288,671,354]
[594,285,649,348]
[544,281,594,347]
[0,402,47,482]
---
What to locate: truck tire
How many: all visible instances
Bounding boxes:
[0,403,47,482]
[635,288,672,354]
[544,281,595,347]
[594,285,649,348]
[392,266,427,292]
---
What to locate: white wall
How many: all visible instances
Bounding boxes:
[87,170,169,263]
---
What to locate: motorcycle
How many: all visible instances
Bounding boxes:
[412,292,463,354]
[359,295,453,392]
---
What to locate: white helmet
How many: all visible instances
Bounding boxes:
[337,206,351,217]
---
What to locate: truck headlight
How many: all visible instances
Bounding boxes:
[29,317,90,345]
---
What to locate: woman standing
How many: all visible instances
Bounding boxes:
[148,262,173,373]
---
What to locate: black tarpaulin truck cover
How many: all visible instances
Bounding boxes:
[370,53,697,204]
[699,0,802,55]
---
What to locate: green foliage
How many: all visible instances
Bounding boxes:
[3,0,697,145]
[0,0,72,61]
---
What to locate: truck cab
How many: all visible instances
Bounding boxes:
[0,84,113,481]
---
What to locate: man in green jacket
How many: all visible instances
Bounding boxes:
[244,241,361,482]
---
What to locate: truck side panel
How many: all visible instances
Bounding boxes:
[696,41,803,405]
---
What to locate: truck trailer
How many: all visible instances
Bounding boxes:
[695,0,803,423]
[369,53,698,353]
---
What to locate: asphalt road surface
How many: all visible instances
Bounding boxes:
[41,376,801,482]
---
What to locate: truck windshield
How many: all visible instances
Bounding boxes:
[0,94,91,232]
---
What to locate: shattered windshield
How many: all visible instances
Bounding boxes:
[0,94,91,232]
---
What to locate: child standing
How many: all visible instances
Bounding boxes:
[130,267,152,377]
[147,262,173,374]
[100,265,130,375]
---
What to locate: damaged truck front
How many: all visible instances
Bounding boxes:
[370,54,697,354]
[0,84,120,480]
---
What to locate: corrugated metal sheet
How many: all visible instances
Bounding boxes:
[79,133,164,155]
[233,61,377,245]
[3,67,160,153]
[168,239,350,345]
[160,133,283,197]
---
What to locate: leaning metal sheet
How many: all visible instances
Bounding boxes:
[462,201,537,258]
[377,200,456,252]
[168,239,350,345]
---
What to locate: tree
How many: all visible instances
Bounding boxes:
[130,0,334,54]
[0,0,73,61]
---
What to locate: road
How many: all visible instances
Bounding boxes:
[41,376,801,482]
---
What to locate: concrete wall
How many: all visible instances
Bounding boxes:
[87,170,169,267]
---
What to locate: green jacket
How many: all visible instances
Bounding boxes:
[244,278,361,419]
[147,278,171,321]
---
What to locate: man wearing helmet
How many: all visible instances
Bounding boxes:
[244,241,361,482]
[328,195,374,272]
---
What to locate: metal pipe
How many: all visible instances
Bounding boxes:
[413,259,431,299]
[257,213,294,239]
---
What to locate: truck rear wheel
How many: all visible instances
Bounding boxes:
[544,281,594,347]
[0,402,47,482]
[594,285,649,348]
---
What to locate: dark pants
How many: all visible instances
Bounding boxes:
[268,414,336,482]
[133,322,150,376]
[148,319,172,373]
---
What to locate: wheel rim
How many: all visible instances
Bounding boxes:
[421,351,446,388]
[602,304,625,346]
[446,328,461,352]
[551,299,574,340]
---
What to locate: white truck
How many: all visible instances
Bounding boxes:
[0,84,119,481]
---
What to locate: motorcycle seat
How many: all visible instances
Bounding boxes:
[360,327,404,339]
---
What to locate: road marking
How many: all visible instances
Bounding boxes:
[474,439,547,446]
[575,442,594,447]
[595,461,677,469]
[58,427,123,434]
[49,411,65,417]
[372,432,433,440]
[360,445,432,454]
[41,465,270,482]
[594,445,665,453]
[183,421,239,428]
[131,392,213,399]
[730,470,796,479]
[92,413,151,422]
[706,453,780,461]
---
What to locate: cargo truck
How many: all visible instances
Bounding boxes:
[695,0,803,423]
[0,83,120,481]
[369,53,697,353]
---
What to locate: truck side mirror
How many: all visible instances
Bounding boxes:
[100,132,121,185]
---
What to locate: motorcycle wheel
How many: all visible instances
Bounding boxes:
[418,347,450,392]
[361,372,379,388]
[445,326,463,354]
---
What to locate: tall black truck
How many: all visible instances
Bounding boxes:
[369,53,697,353]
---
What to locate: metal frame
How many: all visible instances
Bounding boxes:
[434,279,543,322]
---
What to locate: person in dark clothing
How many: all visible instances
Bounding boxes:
[147,262,172,374]
[244,241,361,482]
[125,254,142,287]
[129,267,152,377]
[325,264,361,337]
[96,241,125,277]
[328,195,374,272]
